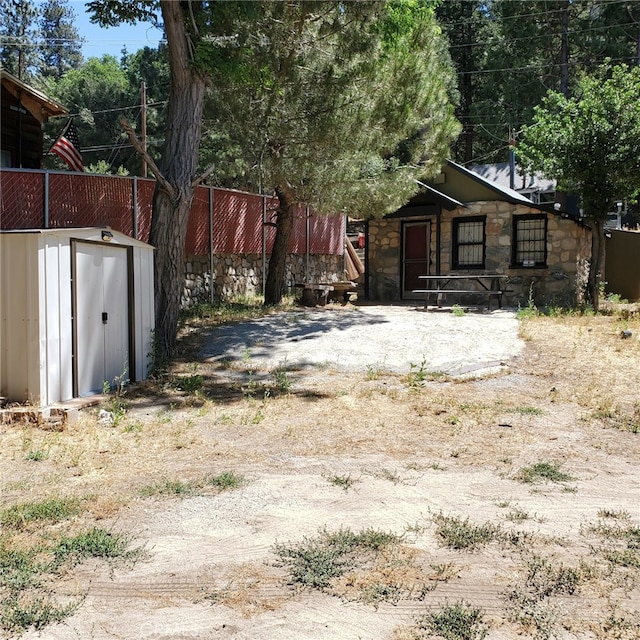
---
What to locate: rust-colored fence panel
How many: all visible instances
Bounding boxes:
[185,186,211,255]
[262,194,279,254]
[288,204,308,254]
[0,169,45,228]
[213,189,266,254]
[135,178,154,243]
[309,212,345,255]
[0,170,344,255]
[49,172,134,235]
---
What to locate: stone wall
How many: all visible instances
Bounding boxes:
[368,201,591,308]
[367,219,402,301]
[182,253,345,307]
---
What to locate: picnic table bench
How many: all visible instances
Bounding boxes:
[295,281,358,306]
[414,274,510,311]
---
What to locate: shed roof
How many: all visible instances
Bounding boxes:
[0,227,155,250]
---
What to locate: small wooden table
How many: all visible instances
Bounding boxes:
[327,281,358,303]
[295,281,358,306]
[295,283,334,306]
[414,274,509,310]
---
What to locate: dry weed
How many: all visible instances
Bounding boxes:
[202,563,288,617]
[1,307,640,636]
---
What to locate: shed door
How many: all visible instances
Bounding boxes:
[73,242,131,397]
[402,222,430,298]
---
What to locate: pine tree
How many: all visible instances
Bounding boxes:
[39,0,83,80]
[0,0,39,80]
[202,1,460,304]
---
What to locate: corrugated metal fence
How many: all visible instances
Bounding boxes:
[0,169,344,256]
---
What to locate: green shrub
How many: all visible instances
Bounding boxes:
[54,528,137,564]
[274,527,400,589]
[415,601,488,640]
[516,462,573,484]
[432,514,501,551]
[0,498,81,530]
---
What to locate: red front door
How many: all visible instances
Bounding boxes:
[403,222,430,298]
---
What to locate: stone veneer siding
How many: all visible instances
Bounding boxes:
[182,253,344,307]
[368,201,591,308]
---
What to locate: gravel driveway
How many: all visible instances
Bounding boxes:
[200,304,524,377]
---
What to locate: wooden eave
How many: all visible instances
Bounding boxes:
[385,182,465,220]
[0,69,68,123]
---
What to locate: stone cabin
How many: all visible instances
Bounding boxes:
[366,160,591,308]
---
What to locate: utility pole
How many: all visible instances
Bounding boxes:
[508,127,516,191]
[140,81,147,177]
[629,5,640,66]
[559,0,570,97]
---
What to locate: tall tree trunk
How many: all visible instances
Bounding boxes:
[264,183,296,306]
[151,187,195,359]
[150,0,206,361]
[587,218,606,310]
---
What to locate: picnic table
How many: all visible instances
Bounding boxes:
[413,274,509,311]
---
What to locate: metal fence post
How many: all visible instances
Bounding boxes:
[132,176,138,239]
[209,187,215,305]
[262,194,267,298]
[44,171,49,228]
[305,205,310,283]
[343,214,347,280]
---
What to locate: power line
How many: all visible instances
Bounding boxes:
[466,145,512,166]
[439,0,635,29]
[4,8,637,53]
[0,33,162,48]
[47,101,166,120]
[456,54,635,77]
[448,18,640,50]
[79,138,164,153]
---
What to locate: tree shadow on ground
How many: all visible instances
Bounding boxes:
[195,306,395,368]
[123,374,337,415]
[125,356,339,413]
[124,306,400,413]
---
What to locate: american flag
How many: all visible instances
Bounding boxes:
[50,119,84,172]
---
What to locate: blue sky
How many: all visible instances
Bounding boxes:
[57,1,163,58]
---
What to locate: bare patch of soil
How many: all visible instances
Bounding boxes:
[2,306,640,640]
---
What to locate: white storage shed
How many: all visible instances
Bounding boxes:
[0,228,155,406]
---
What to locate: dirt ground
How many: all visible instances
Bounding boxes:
[3,304,640,640]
